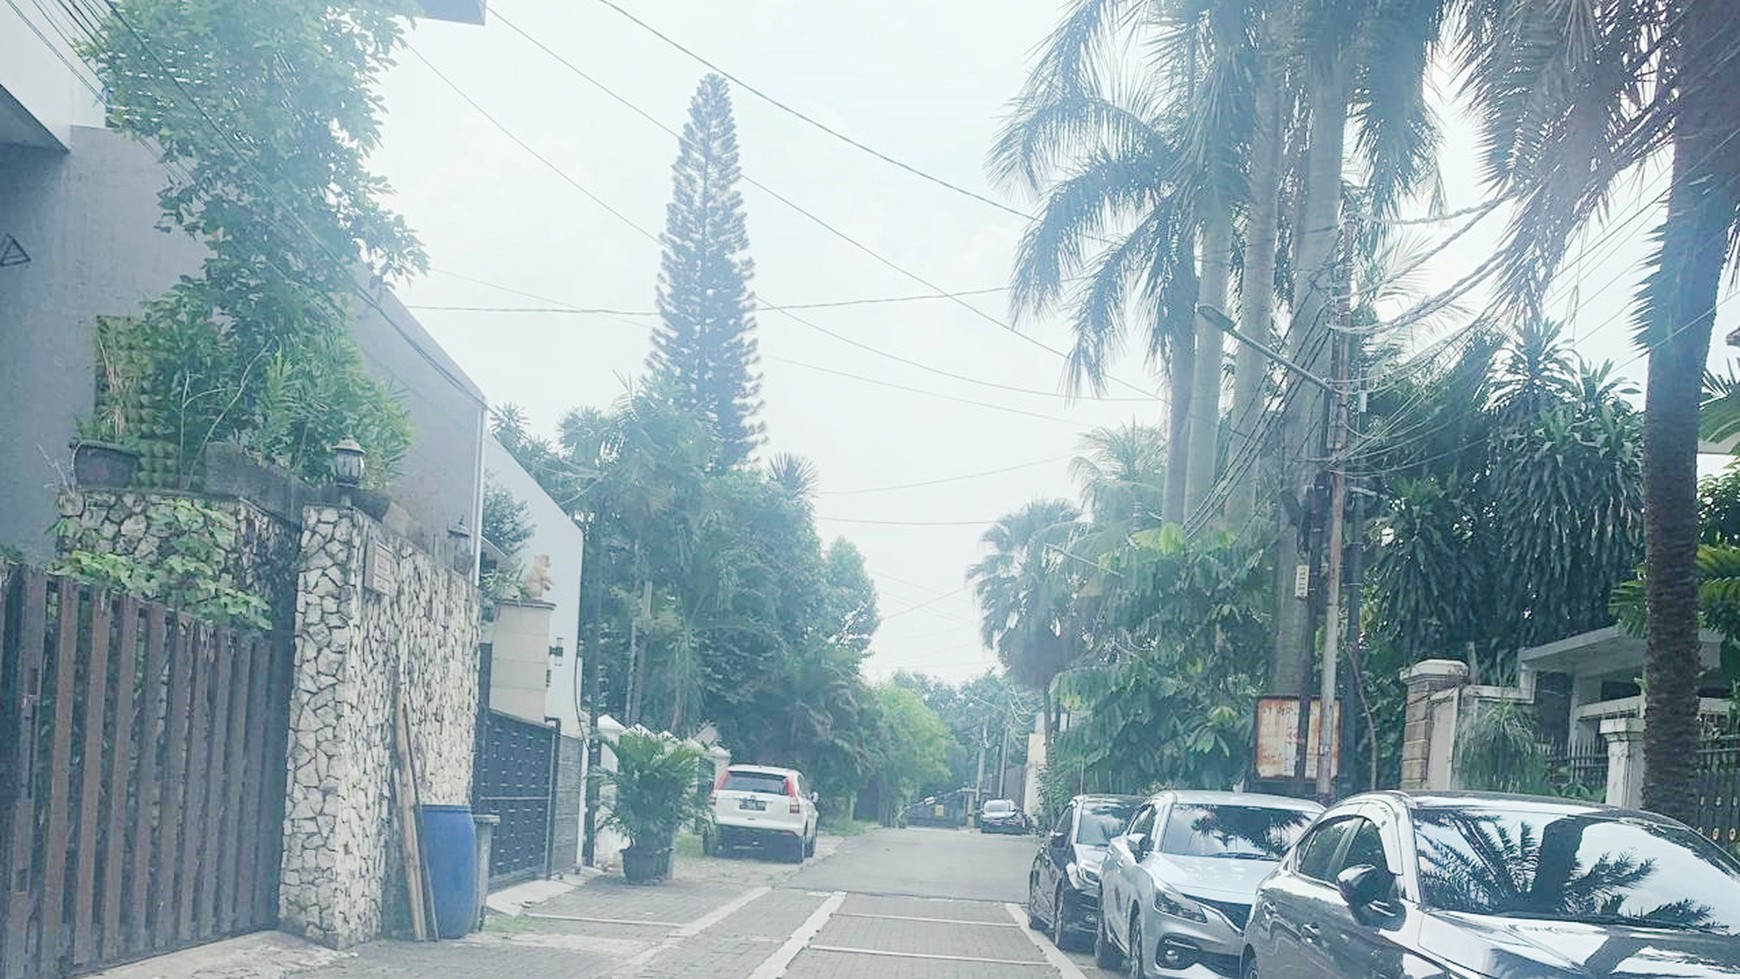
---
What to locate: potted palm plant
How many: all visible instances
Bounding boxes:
[604,730,705,884]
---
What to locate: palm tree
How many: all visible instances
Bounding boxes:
[1070,422,1168,554]
[968,499,1084,749]
[1460,0,1740,820]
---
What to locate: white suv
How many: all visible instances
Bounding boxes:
[704,764,819,862]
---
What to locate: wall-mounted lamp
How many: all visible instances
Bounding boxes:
[332,437,366,488]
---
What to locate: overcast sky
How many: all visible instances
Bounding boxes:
[372,1,1740,684]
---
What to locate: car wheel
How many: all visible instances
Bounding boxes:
[786,834,806,864]
[1093,911,1123,970]
[1242,954,1258,979]
[1049,887,1072,950]
[1126,915,1145,979]
[804,828,817,857]
[701,829,715,856]
[1026,878,1045,930]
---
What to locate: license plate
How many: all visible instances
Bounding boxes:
[738,798,766,811]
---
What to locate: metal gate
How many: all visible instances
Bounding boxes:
[0,568,291,979]
[1693,719,1740,850]
[472,709,556,886]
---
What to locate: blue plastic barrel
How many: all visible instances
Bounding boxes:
[417,803,478,938]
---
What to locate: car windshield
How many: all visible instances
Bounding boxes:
[984,800,1015,814]
[1157,803,1315,860]
[723,772,788,795]
[1414,806,1740,933]
[1077,801,1136,847]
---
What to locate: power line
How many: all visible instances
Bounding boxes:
[583,0,1035,224]
[820,454,1073,496]
[817,515,999,527]
[483,10,1172,407]
[405,282,1026,316]
[763,354,1102,423]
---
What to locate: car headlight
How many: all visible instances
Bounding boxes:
[1154,888,1209,923]
[1066,862,1099,891]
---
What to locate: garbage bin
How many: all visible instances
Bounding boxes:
[417,804,478,938]
[472,813,500,930]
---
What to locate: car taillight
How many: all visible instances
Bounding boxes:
[710,769,727,806]
[786,776,801,814]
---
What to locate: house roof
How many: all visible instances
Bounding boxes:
[1517,625,1724,677]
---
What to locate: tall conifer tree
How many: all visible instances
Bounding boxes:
[648,73,764,466]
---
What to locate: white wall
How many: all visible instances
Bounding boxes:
[483,435,585,732]
[1,2,106,148]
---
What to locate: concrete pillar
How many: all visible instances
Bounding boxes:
[1600,716,1646,809]
[1400,660,1470,790]
[487,599,555,723]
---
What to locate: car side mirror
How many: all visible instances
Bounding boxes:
[1126,832,1149,858]
[810,790,819,803]
[1336,865,1397,916]
[1049,829,1068,847]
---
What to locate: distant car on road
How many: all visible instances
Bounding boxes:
[1243,791,1740,979]
[702,764,819,863]
[1026,794,1140,950]
[1097,790,1322,978]
[978,798,1029,834]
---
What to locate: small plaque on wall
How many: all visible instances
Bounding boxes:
[364,536,396,597]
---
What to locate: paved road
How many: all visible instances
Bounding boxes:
[100,827,1106,979]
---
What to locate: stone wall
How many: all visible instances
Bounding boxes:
[279,505,480,947]
[54,489,301,623]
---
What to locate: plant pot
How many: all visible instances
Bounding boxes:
[621,845,674,884]
[70,439,141,489]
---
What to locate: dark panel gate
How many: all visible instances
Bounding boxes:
[472,709,557,886]
[0,568,291,979]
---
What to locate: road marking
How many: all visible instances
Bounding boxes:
[746,890,845,979]
[832,911,1019,927]
[675,885,771,937]
[1005,902,1091,979]
[808,945,1047,967]
[524,912,684,928]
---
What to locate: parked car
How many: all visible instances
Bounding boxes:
[1243,791,1740,979]
[979,798,1030,834]
[1027,794,1141,950]
[702,764,819,863]
[1097,790,1323,977]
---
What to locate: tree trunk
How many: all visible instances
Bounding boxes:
[1186,208,1234,524]
[1270,65,1351,696]
[1227,68,1283,530]
[1163,326,1197,525]
[1641,5,1739,820]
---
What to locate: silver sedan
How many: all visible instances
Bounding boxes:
[1095,790,1322,978]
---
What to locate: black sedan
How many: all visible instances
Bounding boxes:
[1026,794,1139,950]
[1243,791,1740,979]
[979,798,1030,834]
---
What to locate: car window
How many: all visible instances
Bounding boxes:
[1052,803,1075,837]
[1077,799,1138,847]
[1295,818,1357,882]
[1414,806,1740,933]
[984,800,1015,814]
[1337,818,1389,873]
[1126,804,1156,841]
[722,771,788,794]
[1156,803,1316,860]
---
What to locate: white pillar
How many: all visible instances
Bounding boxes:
[1599,716,1646,809]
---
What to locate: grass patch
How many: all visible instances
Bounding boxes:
[675,831,706,859]
[824,819,879,837]
[482,913,541,935]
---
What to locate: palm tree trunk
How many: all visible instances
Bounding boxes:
[1164,243,1200,524]
[1641,8,1739,819]
[1227,68,1283,530]
[1270,64,1351,696]
[1186,208,1234,524]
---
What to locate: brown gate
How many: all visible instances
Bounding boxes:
[0,567,292,979]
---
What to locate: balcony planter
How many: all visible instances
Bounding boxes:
[69,439,141,488]
[620,843,674,884]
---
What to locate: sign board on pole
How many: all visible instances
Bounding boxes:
[1254,697,1342,780]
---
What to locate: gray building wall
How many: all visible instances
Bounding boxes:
[0,125,487,561]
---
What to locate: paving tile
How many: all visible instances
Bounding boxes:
[782,947,1057,979]
[836,894,1012,924]
[812,913,1043,963]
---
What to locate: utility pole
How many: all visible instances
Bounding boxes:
[1314,215,1357,804]
[974,719,987,800]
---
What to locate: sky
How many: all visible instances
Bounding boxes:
[371,0,1740,684]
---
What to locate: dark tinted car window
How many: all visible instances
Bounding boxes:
[1414,807,1740,933]
[1295,818,1356,881]
[1340,818,1389,874]
[723,771,787,794]
[1127,805,1156,841]
[1157,804,1315,859]
[1077,801,1137,847]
